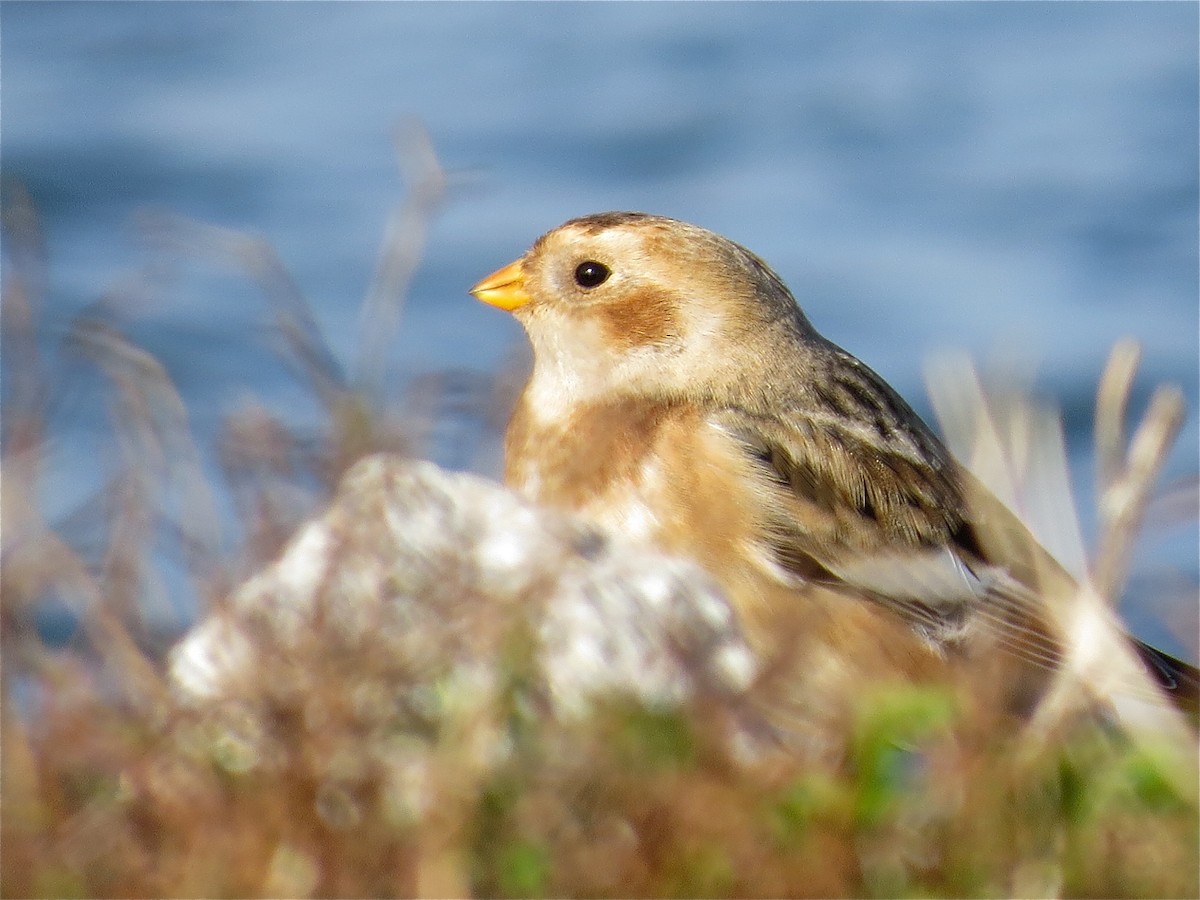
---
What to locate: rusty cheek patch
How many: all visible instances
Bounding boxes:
[595,284,682,352]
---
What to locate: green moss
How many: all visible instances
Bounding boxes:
[664,844,734,898]
[612,704,697,772]
[497,839,551,898]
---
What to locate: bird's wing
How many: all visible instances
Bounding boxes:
[711,406,1200,722]
[708,406,973,563]
[708,407,1065,666]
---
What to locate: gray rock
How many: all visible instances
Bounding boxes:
[170,455,757,722]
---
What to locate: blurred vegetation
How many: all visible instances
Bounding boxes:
[2,141,1197,898]
[3,642,1196,898]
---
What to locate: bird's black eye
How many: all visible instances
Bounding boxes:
[574,260,610,289]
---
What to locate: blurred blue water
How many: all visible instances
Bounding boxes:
[3,2,1196,648]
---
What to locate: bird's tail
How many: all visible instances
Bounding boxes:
[1131,637,1200,721]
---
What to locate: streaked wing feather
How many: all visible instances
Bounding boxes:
[711,407,1066,665]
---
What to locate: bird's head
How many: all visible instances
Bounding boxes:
[470,211,814,408]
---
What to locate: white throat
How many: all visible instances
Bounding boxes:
[519,310,665,424]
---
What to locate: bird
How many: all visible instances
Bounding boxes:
[470,211,1198,725]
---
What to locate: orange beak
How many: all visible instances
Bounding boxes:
[470,259,531,311]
